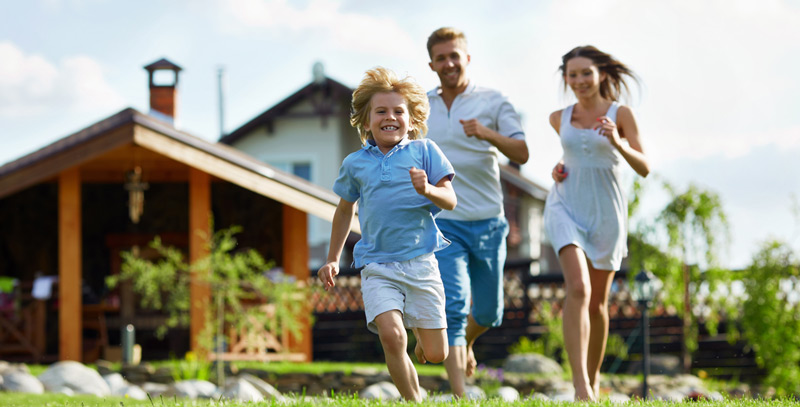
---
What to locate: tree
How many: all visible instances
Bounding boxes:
[741,241,800,396]
[658,183,730,372]
[628,179,731,373]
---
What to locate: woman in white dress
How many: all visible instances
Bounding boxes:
[543,46,650,401]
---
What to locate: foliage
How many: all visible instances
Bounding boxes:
[627,178,733,368]
[508,302,568,370]
[106,225,311,357]
[169,351,211,382]
[741,240,800,397]
[106,237,190,338]
[474,364,504,396]
[604,333,629,359]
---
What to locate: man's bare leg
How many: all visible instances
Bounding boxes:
[464,314,489,377]
[444,345,467,397]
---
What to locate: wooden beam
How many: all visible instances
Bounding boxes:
[133,125,360,233]
[282,205,312,361]
[0,124,134,199]
[189,168,211,355]
[58,167,82,361]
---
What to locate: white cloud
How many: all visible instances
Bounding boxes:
[220,0,417,57]
[0,41,124,117]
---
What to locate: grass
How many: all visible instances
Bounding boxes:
[1,392,799,407]
[23,360,448,378]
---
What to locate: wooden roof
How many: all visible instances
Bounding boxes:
[0,108,357,231]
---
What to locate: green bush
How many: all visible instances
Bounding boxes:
[106,225,311,357]
[741,240,800,396]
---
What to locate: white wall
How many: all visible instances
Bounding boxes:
[232,106,345,268]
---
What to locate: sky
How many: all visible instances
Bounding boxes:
[1,0,799,270]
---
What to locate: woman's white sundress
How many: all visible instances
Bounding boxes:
[543,102,628,271]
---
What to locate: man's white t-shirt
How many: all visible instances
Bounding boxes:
[426,82,526,221]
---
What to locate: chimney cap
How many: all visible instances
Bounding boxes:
[144,58,183,73]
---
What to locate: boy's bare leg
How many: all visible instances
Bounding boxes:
[374,310,421,401]
[413,327,448,364]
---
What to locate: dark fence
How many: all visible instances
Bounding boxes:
[311,260,764,382]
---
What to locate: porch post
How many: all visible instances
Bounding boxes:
[189,168,211,354]
[58,167,82,361]
[282,204,312,361]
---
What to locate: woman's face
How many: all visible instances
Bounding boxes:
[565,56,606,98]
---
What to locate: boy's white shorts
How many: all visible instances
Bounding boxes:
[360,252,447,334]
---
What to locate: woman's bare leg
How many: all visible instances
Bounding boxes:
[558,244,595,401]
[586,263,616,399]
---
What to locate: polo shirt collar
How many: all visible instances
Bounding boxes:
[430,80,476,98]
[363,136,411,153]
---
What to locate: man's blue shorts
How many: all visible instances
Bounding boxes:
[435,216,509,346]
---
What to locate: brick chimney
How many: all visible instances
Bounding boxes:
[143,58,182,124]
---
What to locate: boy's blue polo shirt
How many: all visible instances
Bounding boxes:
[333,137,455,268]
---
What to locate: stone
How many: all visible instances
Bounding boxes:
[116,384,148,400]
[38,361,110,396]
[1,371,44,394]
[119,363,154,384]
[502,353,563,375]
[239,373,286,401]
[102,373,127,394]
[163,379,218,399]
[0,361,29,376]
[95,360,115,376]
[496,386,520,401]
[463,384,486,400]
[141,382,169,397]
[360,381,401,400]
[222,377,265,402]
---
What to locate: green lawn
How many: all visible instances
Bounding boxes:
[1,392,798,407]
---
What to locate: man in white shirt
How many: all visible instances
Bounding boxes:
[425,27,529,397]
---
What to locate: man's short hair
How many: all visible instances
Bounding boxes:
[426,27,468,59]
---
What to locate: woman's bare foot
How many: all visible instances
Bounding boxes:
[415,342,427,364]
[574,383,596,402]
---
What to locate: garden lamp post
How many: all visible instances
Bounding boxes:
[632,269,659,399]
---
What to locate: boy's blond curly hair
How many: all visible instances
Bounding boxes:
[350,67,429,145]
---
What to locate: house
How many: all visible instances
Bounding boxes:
[0,58,355,363]
[220,63,549,273]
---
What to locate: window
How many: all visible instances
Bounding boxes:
[292,163,311,181]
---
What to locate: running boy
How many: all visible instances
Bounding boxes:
[317,67,456,402]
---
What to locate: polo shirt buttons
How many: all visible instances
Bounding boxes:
[381,162,391,181]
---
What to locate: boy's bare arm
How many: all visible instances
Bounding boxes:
[318,198,355,291]
[409,167,457,210]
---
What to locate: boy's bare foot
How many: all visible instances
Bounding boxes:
[465,346,477,377]
[415,342,427,364]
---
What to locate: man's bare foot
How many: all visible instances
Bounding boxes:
[465,346,477,377]
[415,342,427,364]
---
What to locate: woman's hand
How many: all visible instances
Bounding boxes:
[552,161,567,183]
[594,116,622,149]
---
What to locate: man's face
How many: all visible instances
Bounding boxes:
[429,39,470,90]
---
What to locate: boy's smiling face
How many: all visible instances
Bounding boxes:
[368,91,412,154]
